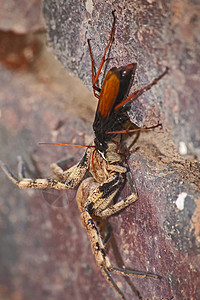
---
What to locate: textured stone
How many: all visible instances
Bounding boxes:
[0,1,200,300]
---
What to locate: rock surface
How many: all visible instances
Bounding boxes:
[0,1,199,300]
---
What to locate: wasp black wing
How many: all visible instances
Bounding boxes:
[93,63,137,151]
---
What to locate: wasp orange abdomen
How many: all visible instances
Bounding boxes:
[93,63,137,151]
[98,68,120,119]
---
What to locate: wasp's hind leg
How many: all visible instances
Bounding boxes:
[88,10,116,98]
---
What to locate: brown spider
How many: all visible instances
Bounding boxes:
[0,142,159,300]
[0,10,168,300]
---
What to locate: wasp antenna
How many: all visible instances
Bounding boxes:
[39,142,95,149]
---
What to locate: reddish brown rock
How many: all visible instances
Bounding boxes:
[0,1,199,300]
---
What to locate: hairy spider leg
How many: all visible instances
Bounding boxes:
[77,176,159,300]
[0,148,92,190]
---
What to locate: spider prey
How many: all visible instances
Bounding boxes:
[0,11,168,300]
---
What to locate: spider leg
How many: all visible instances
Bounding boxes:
[81,210,127,299]
[98,190,137,218]
[83,165,138,218]
[109,266,160,279]
[84,169,126,216]
[0,160,20,185]
[0,148,92,190]
[98,164,139,218]
[17,156,26,179]
[50,148,92,187]
[76,162,160,299]
[0,159,67,190]
[81,210,159,300]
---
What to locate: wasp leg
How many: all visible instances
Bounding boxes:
[88,10,116,98]
[115,67,169,110]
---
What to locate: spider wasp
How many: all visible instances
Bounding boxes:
[0,10,168,300]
